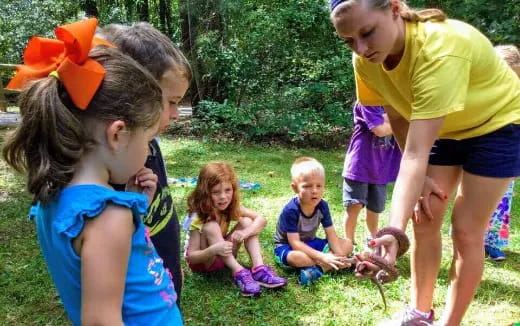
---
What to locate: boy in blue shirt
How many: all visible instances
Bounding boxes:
[274,157,354,285]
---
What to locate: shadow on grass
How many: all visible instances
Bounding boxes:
[476,277,520,305]
[491,249,520,273]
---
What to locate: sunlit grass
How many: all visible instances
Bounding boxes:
[1,132,519,325]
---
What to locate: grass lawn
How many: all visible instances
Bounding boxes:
[1,130,519,325]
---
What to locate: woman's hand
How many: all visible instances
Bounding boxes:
[126,168,158,205]
[354,234,399,279]
[413,176,447,224]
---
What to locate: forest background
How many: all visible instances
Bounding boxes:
[1,0,519,147]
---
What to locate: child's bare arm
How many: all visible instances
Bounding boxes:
[238,206,267,237]
[371,114,393,137]
[79,205,133,326]
[324,226,345,255]
[186,230,232,264]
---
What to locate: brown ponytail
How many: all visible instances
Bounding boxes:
[398,1,446,22]
[331,0,447,23]
[3,46,163,203]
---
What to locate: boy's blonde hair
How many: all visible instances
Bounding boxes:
[495,44,520,72]
[291,157,325,181]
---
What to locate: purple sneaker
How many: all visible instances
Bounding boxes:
[251,265,287,288]
[378,305,434,326]
[233,269,261,297]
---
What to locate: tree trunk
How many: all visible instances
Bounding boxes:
[138,0,149,21]
[81,0,98,17]
[158,0,172,36]
[124,0,134,21]
[180,0,201,109]
[0,78,7,112]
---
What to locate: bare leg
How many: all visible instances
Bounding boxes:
[331,238,354,271]
[234,217,264,267]
[203,221,243,273]
[331,238,353,257]
[344,203,363,242]
[365,209,379,238]
[287,251,334,272]
[441,173,512,326]
[286,251,316,268]
[411,165,461,313]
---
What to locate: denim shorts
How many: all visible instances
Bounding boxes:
[342,178,387,213]
[274,238,329,267]
[429,124,520,177]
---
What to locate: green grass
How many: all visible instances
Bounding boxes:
[1,132,519,325]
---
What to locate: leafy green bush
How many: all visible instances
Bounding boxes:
[189,0,519,147]
[1,0,517,147]
[190,0,356,147]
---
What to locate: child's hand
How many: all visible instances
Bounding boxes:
[212,241,233,257]
[228,230,248,243]
[318,253,349,271]
[126,168,158,205]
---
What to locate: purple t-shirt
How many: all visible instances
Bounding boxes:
[343,103,401,184]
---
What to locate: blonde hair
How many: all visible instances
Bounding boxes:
[495,44,520,69]
[331,0,446,23]
[291,157,325,181]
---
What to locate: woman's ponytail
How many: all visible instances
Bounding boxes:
[398,1,446,23]
[331,0,447,23]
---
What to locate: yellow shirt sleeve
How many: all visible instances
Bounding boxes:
[411,56,470,120]
[355,72,388,106]
[189,213,203,232]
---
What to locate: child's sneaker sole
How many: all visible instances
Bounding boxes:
[256,281,286,288]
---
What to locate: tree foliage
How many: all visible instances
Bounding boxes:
[1,0,518,146]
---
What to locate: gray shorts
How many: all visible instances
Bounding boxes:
[342,178,387,213]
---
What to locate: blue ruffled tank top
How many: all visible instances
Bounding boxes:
[29,185,183,325]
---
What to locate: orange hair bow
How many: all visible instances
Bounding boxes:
[7,18,114,110]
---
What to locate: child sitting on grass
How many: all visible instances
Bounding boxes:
[273,157,353,285]
[184,162,287,297]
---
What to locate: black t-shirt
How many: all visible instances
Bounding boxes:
[113,138,182,305]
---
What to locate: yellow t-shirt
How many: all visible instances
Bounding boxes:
[354,19,520,140]
[189,212,241,237]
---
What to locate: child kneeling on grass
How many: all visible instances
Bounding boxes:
[184,162,287,297]
[273,157,354,285]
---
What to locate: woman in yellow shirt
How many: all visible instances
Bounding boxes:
[330,0,520,325]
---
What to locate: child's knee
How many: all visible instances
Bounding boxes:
[337,238,353,255]
[202,221,222,236]
[237,216,253,228]
[451,226,484,250]
[286,251,314,267]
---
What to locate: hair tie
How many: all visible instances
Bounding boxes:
[48,71,60,80]
[329,0,345,11]
[6,18,115,110]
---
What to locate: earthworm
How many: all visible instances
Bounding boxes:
[353,227,410,309]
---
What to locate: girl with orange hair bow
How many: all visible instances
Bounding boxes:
[3,19,183,325]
